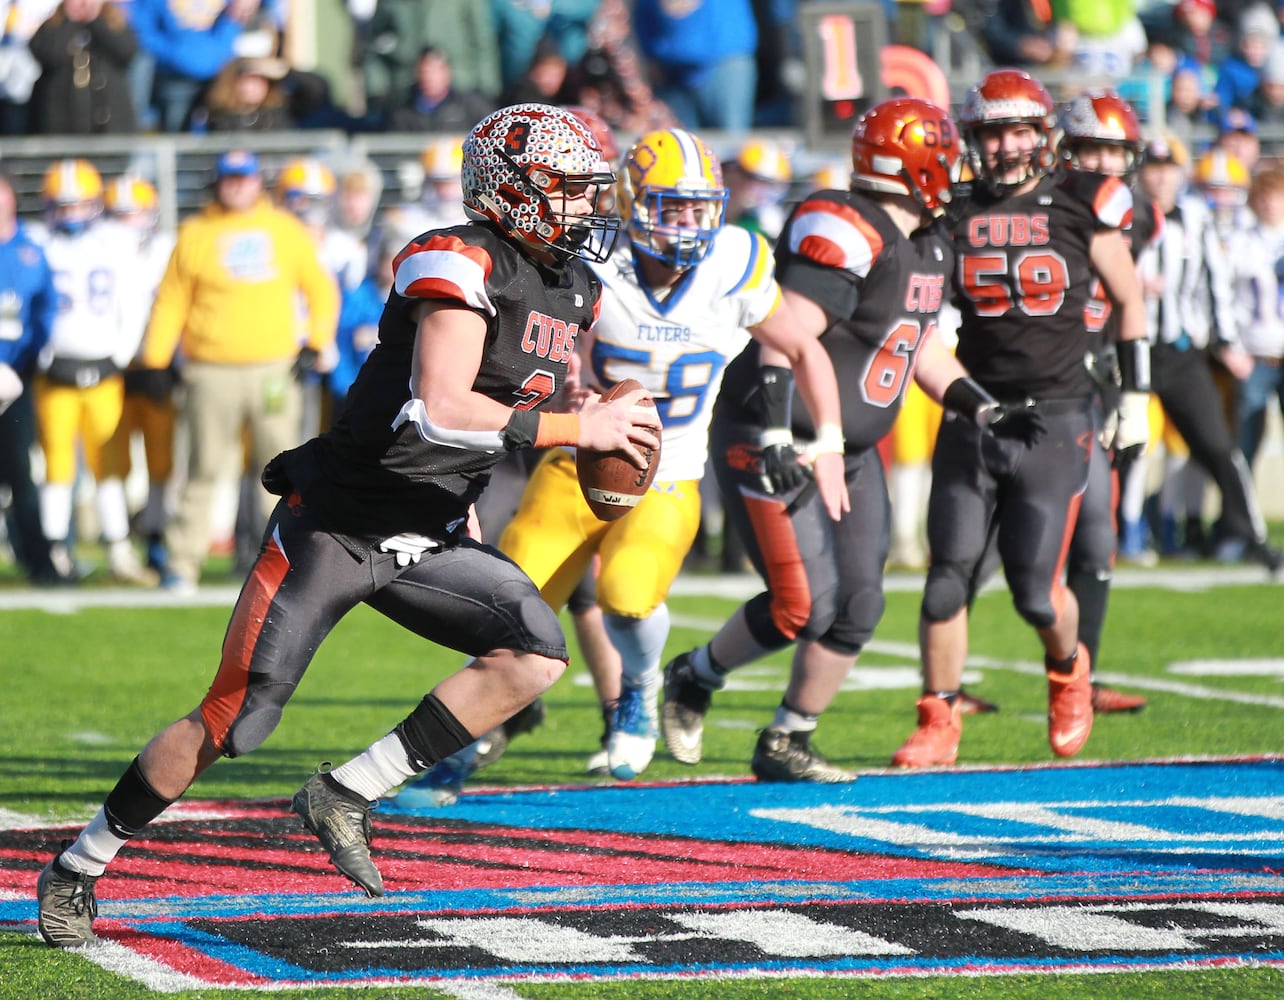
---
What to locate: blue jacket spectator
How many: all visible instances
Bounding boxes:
[634,0,759,132]
[0,224,56,378]
[492,0,600,91]
[330,277,382,414]
[0,173,62,585]
[125,0,281,131]
[1215,2,1280,111]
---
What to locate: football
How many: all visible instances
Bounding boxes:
[576,379,661,521]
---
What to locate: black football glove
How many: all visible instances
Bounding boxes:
[292,346,321,382]
[126,367,178,403]
[943,377,1046,446]
[761,438,811,495]
[985,399,1047,445]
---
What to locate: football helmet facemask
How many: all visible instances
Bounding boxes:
[1058,90,1144,181]
[959,69,1057,193]
[42,159,104,235]
[462,103,620,264]
[851,97,961,215]
[621,128,728,269]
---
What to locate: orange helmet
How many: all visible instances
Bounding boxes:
[1058,90,1144,179]
[851,97,961,214]
[959,69,1057,191]
[42,159,103,234]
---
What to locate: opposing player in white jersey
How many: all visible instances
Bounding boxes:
[396,127,847,798]
[100,176,179,576]
[31,159,147,582]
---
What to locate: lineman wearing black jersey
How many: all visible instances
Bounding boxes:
[660,98,1043,782]
[1061,92,1160,713]
[892,70,1152,769]
[35,105,662,944]
[965,91,1157,715]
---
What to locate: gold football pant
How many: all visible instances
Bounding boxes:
[498,449,701,619]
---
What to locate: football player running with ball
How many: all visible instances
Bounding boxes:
[35,104,662,941]
[661,97,1044,782]
[398,126,849,794]
[891,70,1151,769]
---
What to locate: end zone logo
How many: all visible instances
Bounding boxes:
[2,760,1282,990]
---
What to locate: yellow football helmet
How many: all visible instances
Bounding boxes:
[811,161,851,191]
[421,135,465,181]
[620,128,728,268]
[276,157,336,223]
[42,159,103,234]
[734,138,792,183]
[105,175,160,234]
[1193,149,1249,190]
[105,175,158,213]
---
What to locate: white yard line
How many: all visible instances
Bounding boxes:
[0,564,1272,613]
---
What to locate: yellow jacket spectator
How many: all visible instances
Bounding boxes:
[141,149,339,592]
[141,188,338,368]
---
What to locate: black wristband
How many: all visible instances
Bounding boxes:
[757,365,794,429]
[502,409,540,451]
[1117,338,1151,392]
[942,376,998,426]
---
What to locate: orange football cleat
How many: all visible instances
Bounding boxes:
[1047,644,1094,757]
[1091,683,1146,714]
[891,695,962,768]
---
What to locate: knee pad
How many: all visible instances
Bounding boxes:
[743,591,793,651]
[216,680,295,758]
[1012,591,1057,630]
[820,587,885,656]
[922,564,970,624]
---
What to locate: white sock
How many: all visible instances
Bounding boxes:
[59,810,128,877]
[1158,455,1186,521]
[770,704,818,734]
[329,732,419,802]
[40,481,74,542]
[1119,453,1148,523]
[890,462,927,548]
[96,477,132,543]
[690,645,726,689]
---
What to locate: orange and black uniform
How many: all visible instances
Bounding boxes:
[927,170,1132,629]
[200,222,601,758]
[712,189,953,657]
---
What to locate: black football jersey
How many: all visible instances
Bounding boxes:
[951,171,1133,399]
[717,190,954,452]
[303,222,601,541]
[1084,193,1161,348]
